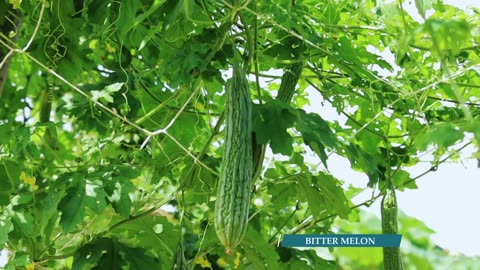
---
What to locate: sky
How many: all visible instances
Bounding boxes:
[394,0,480,256]
[303,0,480,256]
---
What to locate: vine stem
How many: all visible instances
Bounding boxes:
[403,141,472,186]
[271,193,382,243]
[162,131,219,177]
[305,78,409,140]
[180,112,225,189]
[23,1,45,51]
[12,46,220,176]
[268,200,300,243]
[0,0,45,69]
[35,114,228,263]
[20,50,150,133]
[150,86,200,136]
[271,141,473,240]
[35,120,227,263]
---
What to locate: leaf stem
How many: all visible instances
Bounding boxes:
[282,141,473,239]
[268,200,300,243]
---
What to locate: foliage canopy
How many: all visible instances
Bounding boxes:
[1,0,480,269]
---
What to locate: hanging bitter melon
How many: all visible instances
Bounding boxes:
[381,187,404,270]
[214,64,253,255]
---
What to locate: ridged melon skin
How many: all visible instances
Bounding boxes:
[214,65,253,255]
[381,187,403,270]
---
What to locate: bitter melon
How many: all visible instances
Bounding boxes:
[214,63,253,255]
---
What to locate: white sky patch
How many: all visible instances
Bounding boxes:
[291,0,480,257]
[332,0,480,256]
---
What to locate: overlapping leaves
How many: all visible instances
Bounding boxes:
[1,0,480,269]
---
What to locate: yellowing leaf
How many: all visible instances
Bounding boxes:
[106,43,116,53]
[26,262,35,270]
[131,176,141,186]
[22,173,35,185]
[194,102,205,111]
[196,255,212,269]
[217,257,229,267]
[20,172,38,190]
[9,0,22,9]
[234,252,241,269]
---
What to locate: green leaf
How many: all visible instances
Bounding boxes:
[466,118,480,143]
[344,144,380,187]
[39,181,67,239]
[314,172,351,219]
[109,215,178,259]
[297,174,325,219]
[268,182,297,206]
[85,180,107,214]
[91,90,114,104]
[322,3,340,25]
[73,238,117,270]
[0,215,13,246]
[58,182,87,233]
[392,170,417,190]
[299,249,337,269]
[2,160,21,187]
[91,83,124,104]
[0,162,13,190]
[415,0,431,19]
[121,246,162,269]
[0,190,9,206]
[9,0,21,9]
[116,0,140,40]
[252,101,297,155]
[9,251,30,267]
[333,37,392,72]
[295,110,338,167]
[107,180,133,218]
[94,244,126,270]
[264,168,280,179]
[11,211,35,238]
[10,193,33,206]
[242,227,281,269]
[0,163,13,206]
[424,18,471,55]
[104,82,124,93]
[85,1,109,25]
[415,122,464,151]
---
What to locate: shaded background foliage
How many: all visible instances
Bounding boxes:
[1,0,480,269]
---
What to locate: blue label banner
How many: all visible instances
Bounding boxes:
[282,234,402,247]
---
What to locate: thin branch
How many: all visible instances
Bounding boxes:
[403,141,473,187]
[163,131,219,177]
[409,43,480,52]
[35,252,75,262]
[411,64,480,96]
[179,112,225,190]
[106,202,171,233]
[151,86,199,136]
[268,200,300,243]
[282,141,474,238]
[252,0,263,104]
[23,1,46,51]
[281,193,382,239]
[427,94,480,107]
[20,50,151,134]
[305,78,409,139]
